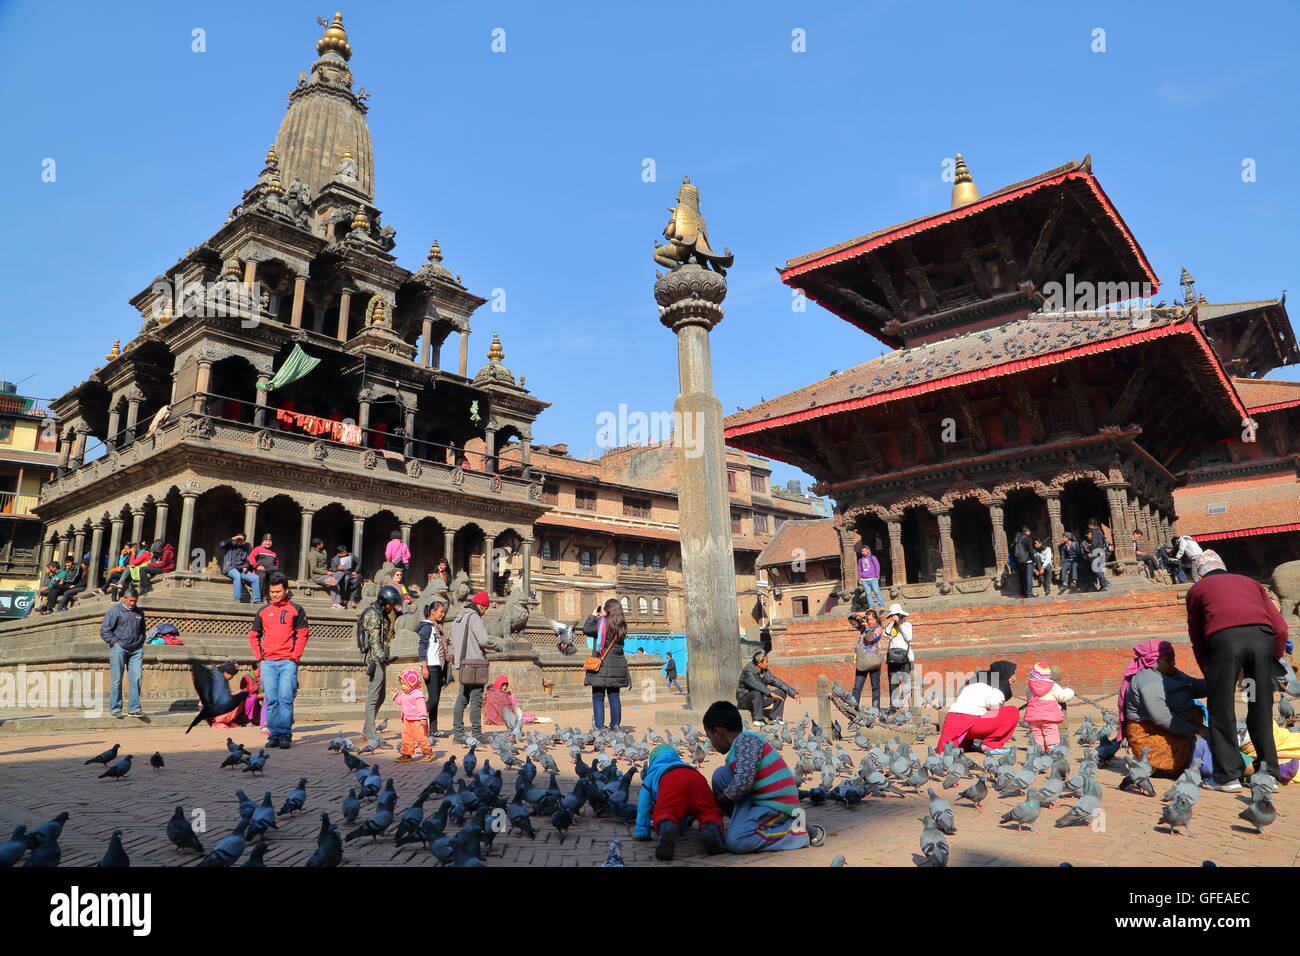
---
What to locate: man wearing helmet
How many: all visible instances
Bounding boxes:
[361,584,403,740]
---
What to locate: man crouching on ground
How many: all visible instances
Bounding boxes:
[704,700,825,853]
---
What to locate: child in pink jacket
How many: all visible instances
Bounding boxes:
[1025,661,1075,748]
[392,668,434,762]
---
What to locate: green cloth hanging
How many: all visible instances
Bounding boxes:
[261,344,321,391]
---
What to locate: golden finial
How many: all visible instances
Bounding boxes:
[488,332,504,363]
[428,239,443,261]
[950,153,980,208]
[158,302,173,326]
[268,176,284,196]
[350,207,369,231]
[265,144,279,166]
[341,146,353,160]
[316,12,352,61]
[1198,291,1208,304]
[106,338,121,361]
[222,258,241,279]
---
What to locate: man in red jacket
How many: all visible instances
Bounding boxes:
[1185,550,1289,791]
[248,572,310,748]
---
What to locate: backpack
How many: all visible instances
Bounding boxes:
[355,606,373,656]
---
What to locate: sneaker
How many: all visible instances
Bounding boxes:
[128,711,144,719]
[267,735,283,748]
[431,731,451,739]
[700,821,725,855]
[654,820,679,861]
[808,824,826,848]
[751,720,766,729]
[395,754,413,763]
[982,746,1012,756]
[1200,779,1242,792]
[111,712,124,720]
[419,752,436,763]
[279,738,291,750]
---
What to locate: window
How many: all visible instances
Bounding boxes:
[731,511,742,533]
[576,488,597,511]
[623,496,651,518]
[1206,503,1228,515]
[823,562,840,581]
[753,513,769,533]
[791,567,807,585]
[539,481,558,504]
[1000,408,1020,443]
[0,420,12,445]
[635,551,645,569]
[651,597,662,615]
[750,474,766,493]
[540,540,555,561]
[579,548,594,572]
[792,596,809,616]
[650,552,662,571]
[619,551,630,569]
[726,471,737,491]
[619,596,629,612]
[637,597,649,615]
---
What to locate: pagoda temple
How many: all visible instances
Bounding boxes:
[724,155,1298,601]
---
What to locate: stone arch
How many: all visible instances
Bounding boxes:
[455,522,486,583]
[190,484,246,573]
[208,354,260,424]
[1048,467,1108,491]
[940,482,993,509]
[362,507,402,577]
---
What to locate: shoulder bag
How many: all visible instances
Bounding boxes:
[885,624,910,666]
[584,633,616,674]
[455,611,489,687]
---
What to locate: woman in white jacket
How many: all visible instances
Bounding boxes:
[884,603,913,711]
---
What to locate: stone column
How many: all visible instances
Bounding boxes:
[520,436,532,481]
[1104,485,1129,539]
[655,251,743,717]
[71,424,90,469]
[934,509,956,581]
[443,528,457,574]
[403,404,416,458]
[483,426,497,474]
[421,317,434,367]
[521,538,533,596]
[243,500,259,543]
[886,517,906,587]
[458,329,470,377]
[357,394,371,444]
[987,499,1008,575]
[1044,492,1064,549]
[290,274,307,328]
[124,393,142,445]
[129,508,145,545]
[87,523,105,590]
[400,522,412,547]
[242,259,258,289]
[106,406,122,451]
[352,516,365,563]
[298,510,315,581]
[253,374,270,429]
[482,533,497,591]
[194,359,213,415]
[175,493,198,573]
[153,502,170,543]
[336,290,352,342]
[72,528,87,563]
[58,428,72,471]
[56,531,71,566]
[107,517,125,570]
[38,538,54,574]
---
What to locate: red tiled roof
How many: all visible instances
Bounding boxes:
[1174,478,1300,539]
[756,518,840,567]
[726,309,1242,438]
[534,514,681,543]
[1233,377,1300,413]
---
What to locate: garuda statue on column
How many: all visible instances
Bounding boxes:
[653,176,734,276]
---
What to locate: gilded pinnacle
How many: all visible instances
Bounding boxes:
[106,338,121,361]
[428,239,443,261]
[488,332,504,363]
[317,12,352,61]
[950,153,980,208]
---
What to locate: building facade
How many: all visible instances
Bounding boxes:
[0,386,59,594]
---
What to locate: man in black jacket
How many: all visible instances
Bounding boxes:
[1086,518,1110,591]
[736,651,800,726]
[1012,525,1034,598]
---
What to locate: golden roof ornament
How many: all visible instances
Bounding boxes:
[265,145,279,166]
[488,332,505,363]
[350,207,369,231]
[950,153,980,208]
[1180,266,1196,304]
[428,239,443,261]
[158,302,173,326]
[316,12,352,61]
[106,339,121,361]
[653,175,734,275]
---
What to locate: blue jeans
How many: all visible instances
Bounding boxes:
[666,675,684,693]
[592,688,621,729]
[227,568,260,602]
[108,644,142,715]
[261,658,299,739]
[1091,552,1109,589]
[858,577,883,607]
[711,764,810,853]
[1060,559,1078,589]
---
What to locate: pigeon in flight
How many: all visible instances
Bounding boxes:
[187,661,248,734]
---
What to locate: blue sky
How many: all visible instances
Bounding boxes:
[2,0,1297,491]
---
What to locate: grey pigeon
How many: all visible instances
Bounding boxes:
[24,831,60,867]
[918,816,949,867]
[280,778,308,815]
[242,750,269,775]
[342,789,361,824]
[306,812,343,867]
[830,855,847,866]
[999,789,1042,833]
[166,806,204,853]
[98,829,130,868]
[1238,792,1277,836]
[0,826,28,867]
[1054,793,1101,828]
[149,752,165,771]
[98,754,133,780]
[345,789,397,842]
[198,821,249,867]
[27,812,69,849]
[1118,748,1155,796]
[241,843,269,866]
[958,777,988,810]
[84,743,121,766]
[1158,793,1194,835]
[927,789,956,835]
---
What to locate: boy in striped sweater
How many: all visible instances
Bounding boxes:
[704,701,824,853]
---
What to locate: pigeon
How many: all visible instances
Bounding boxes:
[99,754,133,780]
[1054,793,1102,828]
[24,831,60,868]
[341,789,361,824]
[242,843,269,867]
[507,797,537,839]
[84,743,121,766]
[166,806,204,853]
[242,750,269,775]
[345,789,397,842]
[280,778,308,815]
[247,792,279,840]
[198,822,249,867]
[27,812,70,850]
[449,828,486,867]
[393,795,428,845]
[600,840,625,867]
[306,812,343,867]
[427,757,458,796]
[220,750,247,770]
[830,855,847,866]
[187,661,249,734]
[999,789,1042,833]
[958,777,988,810]
[149,752,165,772]
[1158,793,1194,835]
[377,718,389,734]
[1036,776,1066,808]
[342,750,366,773]
[1118,748,1155,797]
[0,826,28,867]
[463,745,478,777]
[918,816,949,867]
[328,733,352,752]
[927,789,956,835]
[1238,792,1277,837]
[551,806,574,843]
[96,829,129,868]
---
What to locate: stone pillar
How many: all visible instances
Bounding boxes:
[1104,485,1129,539]
[421,317,434,367]
[443,528,457,573]
[72,528,87,563]
[357,395,371,443]
[483,427,497,474]
[242,259,258,289]
[290,274,307,328]
[107,517,125,571]
[521,538,533,597]
[106,406,122,451]
[400,522,412,547]
[58,428,72,471]
[1044,492,1064,549]
[655,250,743,718]
[71,424,90,469]
[254,374,270,429]
[988,500,1008,575]
[129,508,146,545]
[352,516,365,563]
[298,510,315,581]
[153,502,170,543]
[243,500,259,543]
[884,517,906,587]
[175,493,198,573]
[482,533,497,591]
[124,393,142,445]
[336,290,352,342]
[458,329,470,377]
[87,523,105,590]
[38,537,55,573]
[403,404,416,458]
[520,436,532,481]
[934,509,956,581]
[834,518,858,592]
[194,359,213,415]
[56,532,71,566]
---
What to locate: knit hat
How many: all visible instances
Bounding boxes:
[1194,550,1227,577]
[398,668,421,692]
[1028,662,1052,683]
[471,591,491,607]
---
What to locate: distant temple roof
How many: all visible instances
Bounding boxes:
[1176,473,1300,541]
[1233,376,1300,413]
[756,518,839,568]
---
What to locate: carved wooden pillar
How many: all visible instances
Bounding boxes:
[352,516,365,564]
[421,317,434,367]
[289,274,307,328]
[934,509,956,581]
[298,510,315,581]
[400,521,412,547]
[153,501,170,543]
[988,499,1008,574]
[243,500,259,544]
[107,516,125,571]
[357,394,372,445]
[129,508,146,545]
[1044,492,1064,550]
[175,493,198,573]
[886,517,906,587]
[484,426,497,474]
[403,404,416,459]
[336,290,352,342]
[1104,485,1130,540]
[87,523,105,590]
[834,517,858,592]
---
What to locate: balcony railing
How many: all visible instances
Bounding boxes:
[41,391,541,506]
[0,491,41,517]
